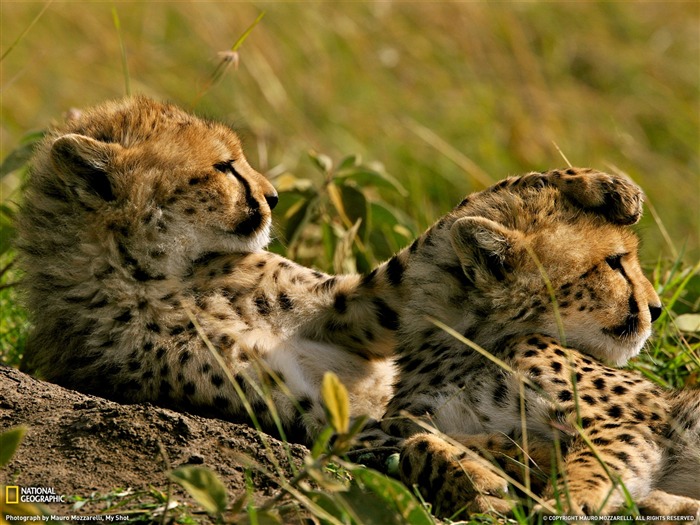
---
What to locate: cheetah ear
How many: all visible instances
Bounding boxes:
[50,133,117,202]
[450,217,523,282]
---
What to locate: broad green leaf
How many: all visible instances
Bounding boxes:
[334,483,406,525]
[169,466,228,515]
[676,313,700,333]
[368,202,414,259]
[275,173,315,193]
[1,131,44,178]
[309,150,333,174]
[311,426,335,459]
[339,185,368,241]
[350,467,434,525]
[322,372,350,434]
[320,221,336,269]
[305,490,352,524]
[337,154,361,172]
[335,168,408,197]
[284,197,314,246]
[0,204,16,220]
[0,426,26,467]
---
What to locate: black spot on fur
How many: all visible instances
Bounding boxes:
[386,256,405,287]
[278,292,293,311]
[373,298,399,331]
[417,360,439,375]
[581,394,597,405]
[299,397,313,413]
[183,382,196,396]
[493,382,509,407]
[254,294,271,315]
[170,326,185,336]
[333,293,347,314]
[114,310,133,323]
[607,405,623,418]
[612,385,627,395]
[213,395,230,410]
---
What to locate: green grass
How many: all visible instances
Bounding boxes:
[1,3,699,524]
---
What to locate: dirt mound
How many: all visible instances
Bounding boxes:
[0,364,308,517]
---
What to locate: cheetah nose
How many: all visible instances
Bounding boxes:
[649,305,662,323]
[265,193,278,210]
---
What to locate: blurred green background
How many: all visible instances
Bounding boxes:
[1,2,699,262]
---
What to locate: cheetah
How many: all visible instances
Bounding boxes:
[17,97,697,517]
[17,96,407,442]
[398,337,700,517]
[358,171,699,517]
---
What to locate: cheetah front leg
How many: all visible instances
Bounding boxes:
[637,490,700,520]
[399,433,514,517]
[399,432,555,517]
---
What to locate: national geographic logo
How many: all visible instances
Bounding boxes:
[4,486,65,504]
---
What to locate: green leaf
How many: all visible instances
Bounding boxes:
[275,173,315,194]
[320,221,337,269]
[284,197,314,245]
[309,150,333,174]
[339,185,368,237]
[169,466,228,515]
[335,168,408,197]
[305,490,353,524]
[1,138,40,178]
[311,426,335,459]
[368,202,414,259]
[337,154,361,172]
[321,372,350,434]
[349,467,434,525]
[675,313,700,333]
[0,426,26,467]
[0,203,16,220]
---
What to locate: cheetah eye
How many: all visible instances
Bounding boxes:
[605,254,624,271]
[213,161,232,174]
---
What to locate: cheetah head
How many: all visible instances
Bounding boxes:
[28,97,277,277]
[448,174,661,366]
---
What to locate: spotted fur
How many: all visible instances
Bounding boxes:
[398,336,700,517]
[362,170,698,517]
[18,97,406,441]
[17,98,697,517]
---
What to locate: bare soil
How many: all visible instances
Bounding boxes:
[0,364,309,520]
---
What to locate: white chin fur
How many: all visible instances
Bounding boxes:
[547,323,650,366]
[584,330,650,366]
[187,220,272,259]
[223,222,272,253]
